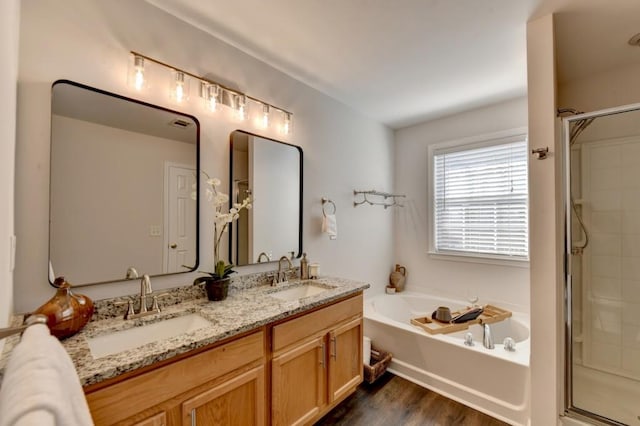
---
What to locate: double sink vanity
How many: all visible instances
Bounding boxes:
[24,275,369,425]
[3,79,370,425]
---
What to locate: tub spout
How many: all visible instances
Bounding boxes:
[483,324,495,349]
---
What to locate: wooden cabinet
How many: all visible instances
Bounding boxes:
[271,336,326,425]
[85,331,265,426]
[328,317,363,404]
[132,412,166,426]
[85,292,363,426]
[181,365,265,426]
[271,295,363,425]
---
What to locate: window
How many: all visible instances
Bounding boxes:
[429,131,528,262]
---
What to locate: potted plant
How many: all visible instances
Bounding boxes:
[193,174,251,301]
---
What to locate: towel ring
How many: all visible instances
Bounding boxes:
[321,198,336,217]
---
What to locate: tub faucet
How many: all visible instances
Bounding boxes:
[483,324,495,349]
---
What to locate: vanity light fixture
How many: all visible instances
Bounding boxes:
[200,82,220,112]
[171,71,189,103]
[128,54,147,91]
[261,104,270,128]
[236,94,248,121]
[128,51,293,134]
[282,112,292,135]
[208,84,220,112]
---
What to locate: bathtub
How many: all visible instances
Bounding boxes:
[364,292,530,426]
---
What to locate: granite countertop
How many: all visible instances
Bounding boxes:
[0,274,369,387]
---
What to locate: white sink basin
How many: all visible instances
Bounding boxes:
[86,313,213,359]
[269,284,330,301]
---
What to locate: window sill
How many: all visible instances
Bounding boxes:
[427,251,530,268]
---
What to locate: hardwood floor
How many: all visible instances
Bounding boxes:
[315,373,509,426]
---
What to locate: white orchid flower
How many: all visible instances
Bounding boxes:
[214,193,229,206]
[207,178,221,187]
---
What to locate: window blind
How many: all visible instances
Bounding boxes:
[433,139,528,259]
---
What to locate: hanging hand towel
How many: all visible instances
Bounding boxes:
[322,214,338,240]
[0,323,94,426]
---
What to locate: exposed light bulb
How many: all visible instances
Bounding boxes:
[237,95,247,121]
[283,112,292,135]
[261,104,270,128]
[208,84,219,112]
[128,54,147,91]
[174,72,185,103]
[134,56,145,91]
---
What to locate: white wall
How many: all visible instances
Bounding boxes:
[527,14,563,426]
[394,97,530,310]
[559,63,640,114]
[15,0,394,312]
[0,0,21,351]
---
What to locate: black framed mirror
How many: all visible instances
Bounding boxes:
[49,80,199,287]
[229,130,302,265]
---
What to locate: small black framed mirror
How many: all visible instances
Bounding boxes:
[229,130,302,265]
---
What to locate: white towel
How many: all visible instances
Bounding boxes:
[0,324,94,426]
[322,214,338,240]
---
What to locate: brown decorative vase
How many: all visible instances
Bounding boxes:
[389,264,407,293]
[33,277,94,339]
[194,276,230,301]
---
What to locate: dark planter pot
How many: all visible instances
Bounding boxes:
[194,277,230,301]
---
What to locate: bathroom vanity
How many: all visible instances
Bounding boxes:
[57,277,368,426]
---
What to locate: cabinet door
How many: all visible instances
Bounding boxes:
[132,412,166,426]
[271,336,326,426]
[328,317,363,403]
[181,365,265,426]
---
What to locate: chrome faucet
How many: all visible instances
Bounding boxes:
[483,324,495,349]
[139,274,152,314]
[257,252,270,263]
[116,274,168,319]
[273,255,293,285]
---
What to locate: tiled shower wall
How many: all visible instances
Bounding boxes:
[582,137,640,378]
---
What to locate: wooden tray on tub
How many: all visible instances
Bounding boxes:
[410,305,511,335]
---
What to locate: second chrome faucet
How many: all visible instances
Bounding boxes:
[272,256,293,286]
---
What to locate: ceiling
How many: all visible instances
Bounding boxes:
[146,0,640,129]
[53,82,197,144]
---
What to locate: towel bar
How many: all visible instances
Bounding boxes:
[353,189,406,209]
[0,314,48,340]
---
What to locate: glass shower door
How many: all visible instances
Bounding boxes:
[565,105,640,425]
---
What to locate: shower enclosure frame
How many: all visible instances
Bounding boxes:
[563,101,640,426]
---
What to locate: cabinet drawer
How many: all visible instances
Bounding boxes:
[87,330,264,425]
[272,294,362,352]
